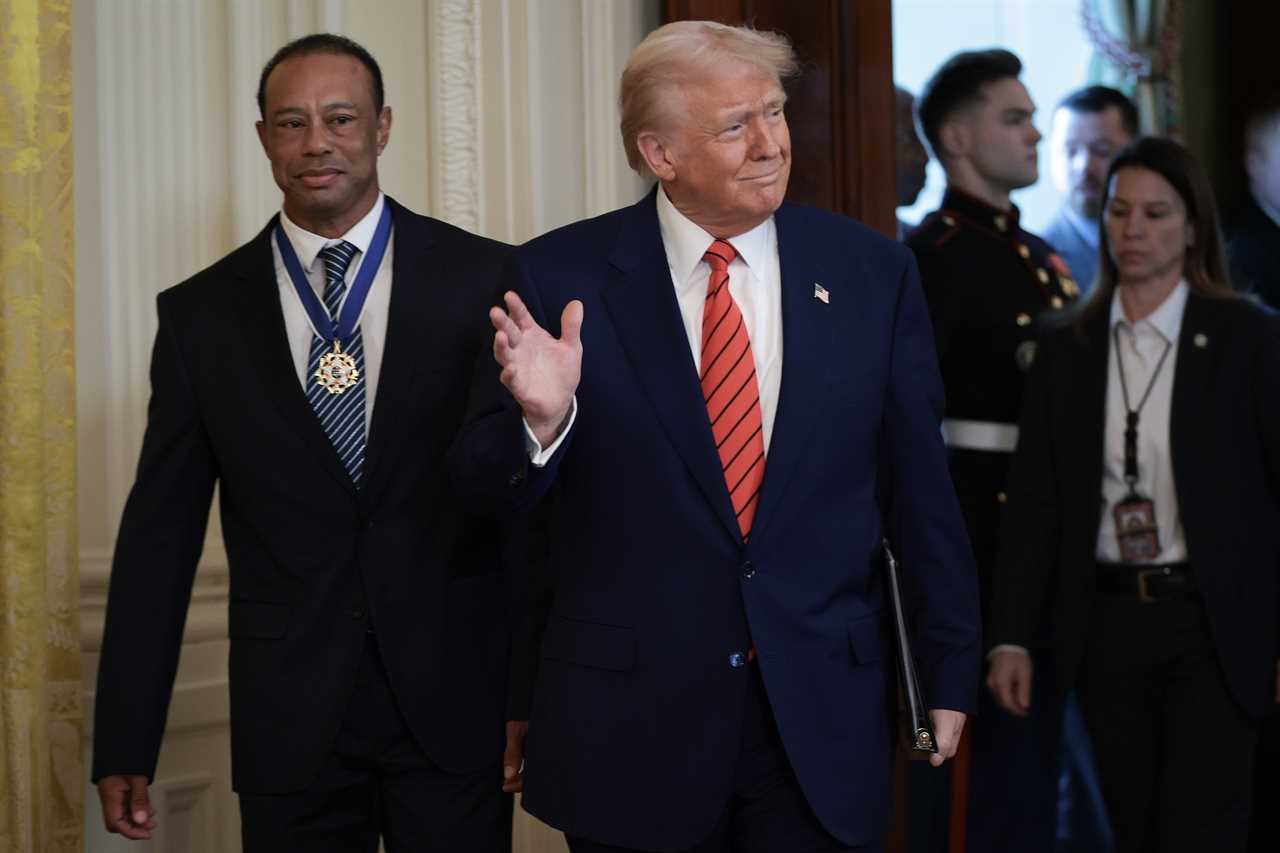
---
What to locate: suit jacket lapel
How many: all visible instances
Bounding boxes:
[748,204,834,544]
[360,199,435,505]
[1074,307,1111,547]
[602,193,743,542]
[230,218,357,497]
[1169,293,1221,532]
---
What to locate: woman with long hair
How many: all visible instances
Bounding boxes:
[986,137,1280,852]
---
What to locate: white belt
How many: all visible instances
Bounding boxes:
[942,418,1019,453]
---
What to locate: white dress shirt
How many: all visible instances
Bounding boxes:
[272,193,393,435]
[1095,280,1189,563]
[991,280,1191,661]
[655,186,784,452]
[527,187,784,463]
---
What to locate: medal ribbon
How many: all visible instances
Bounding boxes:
[275,201,393,347]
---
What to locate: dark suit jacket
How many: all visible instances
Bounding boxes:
[992,292,1280,718]
[92,199,515,793]
[1227,196,1280,308]
[449,190,981,849]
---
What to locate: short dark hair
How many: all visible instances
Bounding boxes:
[1056,85,1139,137]
[916,49,1023,159]
[257,33,384,118]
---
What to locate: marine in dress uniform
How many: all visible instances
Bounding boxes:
[906,186,1078,853]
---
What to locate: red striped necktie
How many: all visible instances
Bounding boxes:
[700,240,766,539]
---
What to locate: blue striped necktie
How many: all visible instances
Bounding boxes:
[306,241,366,487]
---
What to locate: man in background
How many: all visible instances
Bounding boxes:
[1044,85,1138,294]
[1229,95,1280,308]
[1233,95,1280,853]
[906,48,1077,853]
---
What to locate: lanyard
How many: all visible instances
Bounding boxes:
[1112,323,1173,490]
[274,202,393,346]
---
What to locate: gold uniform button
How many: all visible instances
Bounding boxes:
[997,491,1008,504]
[994,215,1008,231]
[942,215,956,227]
[1037,269,1050,284]
[1017,244,1030,259]
[1062,278,1079,298]
[1016,313,1032,327]
[1051,296,1064,309]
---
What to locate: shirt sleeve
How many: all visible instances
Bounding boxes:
[523,396,578,467]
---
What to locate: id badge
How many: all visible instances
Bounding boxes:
[1113,493,1162,562]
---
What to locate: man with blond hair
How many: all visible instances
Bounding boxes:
[452,20,979,852]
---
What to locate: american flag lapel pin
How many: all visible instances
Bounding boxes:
[814,282,829,304]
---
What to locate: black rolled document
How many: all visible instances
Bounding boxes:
[882,539,938,753]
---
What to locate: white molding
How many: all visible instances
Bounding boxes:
[428,0,484,232]
[152,772,216,853]
[580,0,621,218]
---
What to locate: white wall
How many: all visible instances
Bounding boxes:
[73,2,658,851]
[893,0,1094,232]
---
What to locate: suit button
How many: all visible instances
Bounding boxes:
[729,652,746,668]
[508,470,525,487]
[351,608,365,621]
[741,561,755,579]
[996,492,1008,504]
[365,518,375,530]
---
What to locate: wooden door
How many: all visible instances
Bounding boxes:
[665,1,897,236]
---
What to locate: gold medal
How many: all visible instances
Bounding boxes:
[314,339,361,395]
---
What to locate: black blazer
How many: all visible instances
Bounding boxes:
[1228,197,1280,309]
[991,291,1280,718]
[92,199,514,792]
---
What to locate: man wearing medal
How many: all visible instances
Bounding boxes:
[91,34,515,852]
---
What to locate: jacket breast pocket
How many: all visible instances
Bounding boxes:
[848,610,886,665]
[540,617,636,672]
[228,600,290,640]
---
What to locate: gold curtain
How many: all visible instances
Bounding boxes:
[1081,0,1183,135]
[0,0,82,851]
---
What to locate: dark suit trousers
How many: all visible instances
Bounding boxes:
[1249,709,1280,852]
[1077,594,1258,853]
[567,664,874,853]
[238,636,510,853]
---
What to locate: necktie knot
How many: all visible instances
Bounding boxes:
[319,240,358,282]
[703,240,737,274]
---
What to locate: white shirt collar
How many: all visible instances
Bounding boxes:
[655,185,774,292]
[278,192,386,272]
[1109,279,1189,343]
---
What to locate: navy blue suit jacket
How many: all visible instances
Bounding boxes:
[451,191,980,849]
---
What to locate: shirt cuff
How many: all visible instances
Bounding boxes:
[986,644,1030,660]
[523,397,577,468]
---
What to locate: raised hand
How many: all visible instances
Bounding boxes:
[490,291,583,447]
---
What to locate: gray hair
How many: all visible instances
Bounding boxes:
[619,21,798,174]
